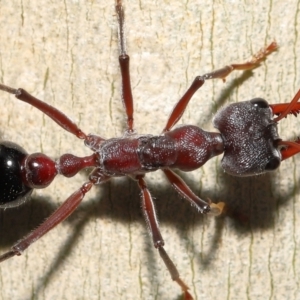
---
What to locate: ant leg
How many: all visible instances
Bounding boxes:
[202,41,277,81]
[136,176,193,300]
[163,76,205,132]
[115,0,134,133]
[163,42,278,132]
[163,169,225,215]
[0,181,93,263]
[0,83,86,139]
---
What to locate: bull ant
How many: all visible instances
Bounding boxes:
[0,1,300,299]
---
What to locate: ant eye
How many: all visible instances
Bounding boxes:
[250,98,269,108]
[265,157,280,171]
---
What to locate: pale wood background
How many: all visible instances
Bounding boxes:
[0,1,299,299]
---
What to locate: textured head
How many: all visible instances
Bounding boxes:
[213,98,281,176]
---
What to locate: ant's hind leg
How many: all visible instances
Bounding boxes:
[0,181,93,263]
[163,42,278,132]
[136,175,194,300]
[0,83,86,139]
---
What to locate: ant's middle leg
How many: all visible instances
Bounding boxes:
[136,175,194,300]
[115,0,134,133]
[163,42,278,132]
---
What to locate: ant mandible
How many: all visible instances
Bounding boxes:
[1,1,300,299]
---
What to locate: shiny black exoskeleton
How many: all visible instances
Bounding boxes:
[0,141,32,207]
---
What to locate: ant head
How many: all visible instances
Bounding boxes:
[213,98,281,176]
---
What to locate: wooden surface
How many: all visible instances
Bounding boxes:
[0,1,299,299]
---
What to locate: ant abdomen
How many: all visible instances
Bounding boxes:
[0,141,33,208]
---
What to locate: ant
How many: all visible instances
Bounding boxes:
[1,0,300,299]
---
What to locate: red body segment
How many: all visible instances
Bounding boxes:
[165,126,223,171]
[99,137,141,175]
[93,125,224,176]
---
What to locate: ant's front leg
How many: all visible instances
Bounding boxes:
[163,169,225,216]
[163,42,278,132]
